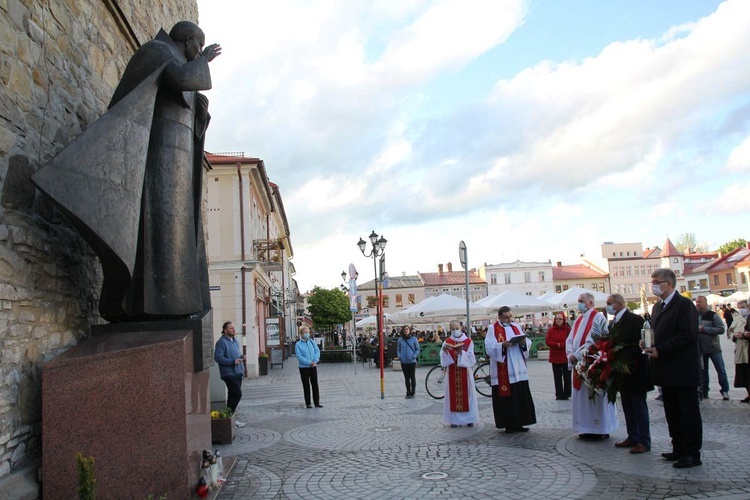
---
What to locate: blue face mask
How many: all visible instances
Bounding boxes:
[303,333,310,340]
[577,302,587,313]
[605,304,616,316]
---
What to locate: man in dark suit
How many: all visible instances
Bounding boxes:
[643,268,702,469]
[608,293,652,454]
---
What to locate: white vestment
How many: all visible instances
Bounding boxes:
[566,308,618,434]
[484,321,531,384]
[440,335,478,426]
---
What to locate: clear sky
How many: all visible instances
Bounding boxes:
[196,0,750,293]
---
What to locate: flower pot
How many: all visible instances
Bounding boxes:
[211,416,235,444]
[537,350,550,361]
[259,356,268,375]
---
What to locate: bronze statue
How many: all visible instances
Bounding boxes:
[32,22,221,322]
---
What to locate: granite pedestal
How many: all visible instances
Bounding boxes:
[42,329,211,498]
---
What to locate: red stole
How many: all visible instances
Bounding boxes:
[445,336,472,412]
[571,311,597,390]
[493,321,524,397]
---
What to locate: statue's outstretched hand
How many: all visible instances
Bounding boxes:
[202,43,222,62]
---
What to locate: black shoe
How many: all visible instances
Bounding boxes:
[661,452,681,461]
[315,404,323,408]
[673,456,702,469]
[518,427,530,432]
[467,423,475,427]
[306,405,313,409]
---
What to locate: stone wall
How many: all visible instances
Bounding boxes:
[0,0,199,481]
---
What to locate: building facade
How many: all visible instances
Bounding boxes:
[478,260,553,297]
[205,153,299,383]
[551,262,609,295]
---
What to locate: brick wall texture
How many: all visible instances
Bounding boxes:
[0,0,200,479]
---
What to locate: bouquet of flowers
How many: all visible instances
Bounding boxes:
[575,337,617,403]
[210,407,233,419]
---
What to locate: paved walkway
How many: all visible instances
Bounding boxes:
[215,336,750,499]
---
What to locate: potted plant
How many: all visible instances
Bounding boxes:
[536,344,550,361]
[258,351,269,375]
[210,408,235,444]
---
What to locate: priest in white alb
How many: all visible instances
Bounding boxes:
[566,292,618,440]
[440,320,478,428]
[485,306,537,433]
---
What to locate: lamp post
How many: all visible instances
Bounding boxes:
[358,231,387,399]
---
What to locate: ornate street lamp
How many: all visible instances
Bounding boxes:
[358,231,387,399]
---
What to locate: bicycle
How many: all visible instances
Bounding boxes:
[424,361,492,399]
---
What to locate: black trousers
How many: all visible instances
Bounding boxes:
[551,363,571,398]
[299,366,320,406]
[662,386,702,458]
[401,362,417,395]
[223,375,243,413]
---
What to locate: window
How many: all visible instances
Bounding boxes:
[442,288,449,292]
[538,271,545,281]
[408,293,415,304]
[490,273,497,285]
[726,273,732,285]
[504,273,511,284]
[524,272,531,283]
[742,274,747,284]
[555,285,562,293]
[366,295,378,308]
[383,296,390,307]
[673,258,678,263]
[700,279,708,288]
[680,286,686,292]
[395,294,402,307]
[675,270,680,276]
[526,291,532,296]
[452,287,460,291]
[713,275,720,285]
[627,251,630,256]
[626,267,632,276]
[577,283,584,288]
[563,284,569,291]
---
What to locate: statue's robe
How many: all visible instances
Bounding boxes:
[32,29,212,321]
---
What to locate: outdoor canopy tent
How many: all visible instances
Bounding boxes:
[389,293,483,324]
[544,286,609,309]
[476,290,553,317]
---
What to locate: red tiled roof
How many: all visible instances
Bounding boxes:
[419,271,485,286]
[662,238,683,257]
[552,264,608,280]
[707,247,750,272]
[643,247,661,259]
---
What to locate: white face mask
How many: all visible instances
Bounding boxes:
[451,329,462,338]
[651,284,663,297]
[740,308,749,318]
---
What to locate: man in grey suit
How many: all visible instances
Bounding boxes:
[643,268,703,469]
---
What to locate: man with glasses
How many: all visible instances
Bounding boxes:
[607,293,652,454]
[567,293,616,440]
[643,269,702,469]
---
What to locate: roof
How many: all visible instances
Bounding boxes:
[419,270,485,286]
[358,275,423,291]
[643,247,661,259]
[661,238,683,257]
[552,264,608,280]
[683,261,714,276]
[707,247,750,272]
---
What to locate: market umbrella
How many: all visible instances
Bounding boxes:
[704,293,724,306]
[724,290,750,303]
[544,286,609,309]
[389,293,482,324]
[476,290,553,317]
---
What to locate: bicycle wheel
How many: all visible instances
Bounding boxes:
[473,362,492,397]
[425,365,446,399]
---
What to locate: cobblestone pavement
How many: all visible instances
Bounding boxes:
[215,336,750,499]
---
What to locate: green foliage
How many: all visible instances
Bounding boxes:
[716,238,747,255]
[319,349,353,363]
[307,286,351,332]
[76,452,96,500]
[626,301,640,311]
[674,232,709,253]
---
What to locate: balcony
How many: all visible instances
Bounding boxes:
[254,239,284,270]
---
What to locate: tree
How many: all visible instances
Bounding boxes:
[674,233,709,253]
[716,238,747,255]
[307,286,351,336]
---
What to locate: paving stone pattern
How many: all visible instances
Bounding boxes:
[216,343,750,500]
